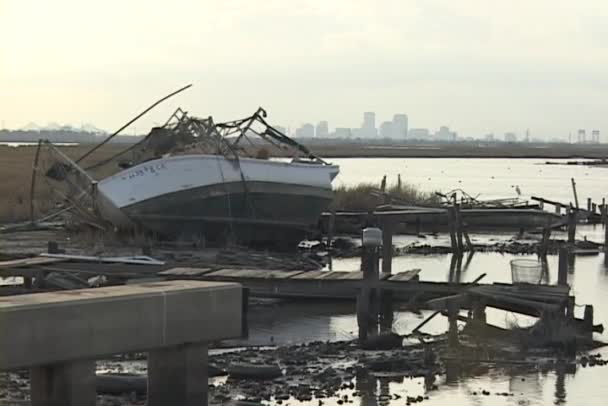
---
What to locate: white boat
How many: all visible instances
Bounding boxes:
[96,153,338,244]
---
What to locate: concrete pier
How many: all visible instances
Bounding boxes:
[0,280,242,406]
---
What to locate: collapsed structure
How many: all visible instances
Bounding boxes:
[33,107,339,246]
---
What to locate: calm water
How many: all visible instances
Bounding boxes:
[240,158,608,406]
[332,157,607,204]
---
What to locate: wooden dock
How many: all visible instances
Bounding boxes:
[321,208,561,234]
[157,267,571,319]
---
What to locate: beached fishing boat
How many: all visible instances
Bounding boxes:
[39,107,339,246]
[96,153,338,242]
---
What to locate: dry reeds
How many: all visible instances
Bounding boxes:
[330,182,440,212]
[0,144,125,222]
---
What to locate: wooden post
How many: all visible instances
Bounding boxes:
[447,299,459,348]
[29,139,43,223]
[356,289,370,343]
[603,204,608,265]
[540,218,552,257]
[555,204,561,215]
[583,305,594,335]
[471,300,487,329]
[571,178,579,210]
[379,289,394,333]
[565,296,575,320]
[381,220,393,275]
[358,244,380,344]
[328,210,336,271]
[567,208,576,245]
[454,204,464,253]
[447,207,458,252]
[454,253,463,284]
[558,247,569,286]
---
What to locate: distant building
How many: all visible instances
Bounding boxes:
[578,129,586,144]
[379,121,393,139]
[592,130,600,143]
[504,132,517,143]
[361,112,377,138]
[434,126,457,142]
[333,127,351,139]
[392,114,408,138]
[315,121,329,138]
[295,123,314,138]
[408,128,430,139]
[484,133,495,142]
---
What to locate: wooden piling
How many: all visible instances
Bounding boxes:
[555,204,561,215]
[567,208,576,245]
[583,305,594,335]
[381,220,393,275]
[358,245,381,343]
[328,210,336,271]
[558,247,569,286]
[603,204,608,264]
[571,178,579,210]
[447,207,458,253]
[379,290,394,333]
[471,300,487,328]
[447,299,459,348]
[29,139,42,223]
[454,204,465,253]
[565,296,575,320]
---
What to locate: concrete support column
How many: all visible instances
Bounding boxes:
[30,360,96,406]
[147,343,208,406]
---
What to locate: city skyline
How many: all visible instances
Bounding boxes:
[3,111,602,144]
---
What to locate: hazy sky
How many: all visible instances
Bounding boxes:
[1,0,607,138]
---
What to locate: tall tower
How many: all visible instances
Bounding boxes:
[361,112,377,137]
[392,114,408,138]
[578,129,586,144]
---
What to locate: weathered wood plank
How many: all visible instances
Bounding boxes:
[288,271,328,279]
[319,271,363,280]
[0,257,66,270]
[158,268,214,277]
[388,269,421,282]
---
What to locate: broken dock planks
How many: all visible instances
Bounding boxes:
[0,256,66,270]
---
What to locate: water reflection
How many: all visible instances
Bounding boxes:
[229,239,608,405]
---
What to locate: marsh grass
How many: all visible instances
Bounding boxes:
[330,182,440,211]
[0,144,126,222]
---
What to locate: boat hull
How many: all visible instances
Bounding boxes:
[96,155,338,245]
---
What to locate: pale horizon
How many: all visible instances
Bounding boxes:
[1,0,607,139]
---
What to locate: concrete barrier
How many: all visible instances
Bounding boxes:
[0,280,242,406]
